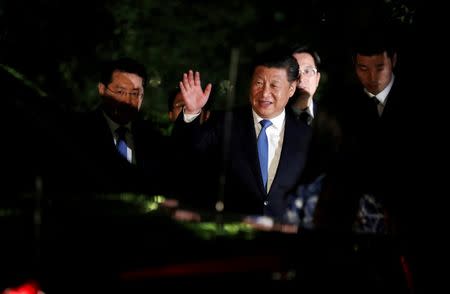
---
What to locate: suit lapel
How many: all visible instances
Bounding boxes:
[237,107,267,195]
[270,112,306,194]
[380,79,400,121]
[91,109,118,152]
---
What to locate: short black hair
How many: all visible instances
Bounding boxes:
[250,48,299,83]
[351,26,397,59]
[291,44,321,71]
[99,57,148,88]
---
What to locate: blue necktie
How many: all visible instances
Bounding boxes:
[257,119,272,190]
[116,126,128,160]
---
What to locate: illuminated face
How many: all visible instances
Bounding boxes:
[293,52,320,100]
[355,51,396,95]
[98,70,144,124]
[249,66,296,119]
[168,92,185,122]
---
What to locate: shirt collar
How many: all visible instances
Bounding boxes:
[102,111,132,134]
[252,109,286,130]
[291,100,315,118]
[305,102,314,118]
[364,74,395,105]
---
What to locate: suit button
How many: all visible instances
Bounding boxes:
[263,201,268,206]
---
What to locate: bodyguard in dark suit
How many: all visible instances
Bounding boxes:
[173,50,312,221]
[316,27,416,235]
[62,57,170,195]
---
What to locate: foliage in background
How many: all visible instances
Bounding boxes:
[96,0,260,128]
[1,0,419,134]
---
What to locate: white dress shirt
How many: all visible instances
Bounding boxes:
[183,108,286,193]
[364,74,395,116]
[253,110,286,193]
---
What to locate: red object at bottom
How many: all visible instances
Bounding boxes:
[2,280,41,294]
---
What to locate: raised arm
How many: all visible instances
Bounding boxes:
[179,70,212,115]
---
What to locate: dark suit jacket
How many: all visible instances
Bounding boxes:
[313,76,417,232]
[173,105,312,220]
[342,77,413,193]
[290,101,344,183]
[285,100,351,227]
[53,107,171,195]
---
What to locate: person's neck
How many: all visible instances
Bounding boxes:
[293,96,312,111]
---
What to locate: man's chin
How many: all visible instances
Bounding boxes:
[298,89,311,96]
[112,110,139,125]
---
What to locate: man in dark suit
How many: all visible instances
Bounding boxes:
[172,50,312,222]
[283,45,346,227]
[336,28,423,293]
[289,45,344,179]
[288,45,322,125]
[63,57,170,195]
[348,30,414,233]
[317,27,416,235]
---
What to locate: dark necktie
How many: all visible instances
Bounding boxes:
[299,111,312,125]
[115,126,128,160]
[370,96,380,118]
[257,119,272,190]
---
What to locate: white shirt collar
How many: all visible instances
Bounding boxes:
[291,100,315,118]
[306,102,314,118]
[252,109,286,130]
[364,74,395,105]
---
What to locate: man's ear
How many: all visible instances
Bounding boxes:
[98,83,106,95]
[168,111,174,122]
[288,81,297,98]
[392,53,397,68]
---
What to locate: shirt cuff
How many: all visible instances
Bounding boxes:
[183,107,201,123]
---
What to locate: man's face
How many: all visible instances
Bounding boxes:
[98,70,144,124]
[293,52,320,100]
[355,51,396,95]
[249,66,296,119]
[168,92,185,122]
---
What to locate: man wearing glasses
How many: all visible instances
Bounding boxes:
[71,57,170,195]
[289,45,322,126]
[284,45,345,228]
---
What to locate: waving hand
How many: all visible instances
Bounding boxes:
[179,70,212,114]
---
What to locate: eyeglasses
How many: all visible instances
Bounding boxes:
[106,87,143,99]
[299,67,318,78]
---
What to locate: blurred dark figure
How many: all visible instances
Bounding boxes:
[0,64,51,293]
[168,88,185,123]
[312,25,420,292]
[168,88,210,124]
[1,40,80,291]
[166,87,217,211]
[284,45,345,229]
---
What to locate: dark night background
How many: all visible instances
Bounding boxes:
[0,1,442,293]
[1,0,430,115]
